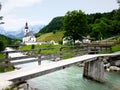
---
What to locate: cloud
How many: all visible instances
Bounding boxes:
[2,16,26,31]
[1,0,43,13]
[0,0,45,31]
[2,15,46,31]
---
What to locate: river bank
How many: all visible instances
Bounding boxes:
[7,82,39,90]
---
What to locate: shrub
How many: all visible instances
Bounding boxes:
[0,40,6,51]
[31,44,35,49]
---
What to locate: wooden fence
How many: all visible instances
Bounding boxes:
[0,45,113,71]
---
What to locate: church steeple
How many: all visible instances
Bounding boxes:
[24,22,29,36]
[25,22,28,29]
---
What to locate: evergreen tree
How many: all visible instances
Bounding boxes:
[0,40,6,51]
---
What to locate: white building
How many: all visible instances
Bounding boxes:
[50,40,59,45]
[22,22,36,43]
[82,36,91,43]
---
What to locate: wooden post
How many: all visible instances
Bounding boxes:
[86,45,89,54]
[5,52,9,59]
[60,47,62,60]
[94,46,96,54]
[100,46,102,53]
[83,57,104,82]
[105,46,107,52]
[109,47,112,53]
[4,52,9,72]
[75,49,78,56]
[38,49,41,65]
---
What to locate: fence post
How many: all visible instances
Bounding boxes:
[38,49,41,65]
[105,46,108,53]
[109,47,112,53]
[4,52,9,72]
[86,44,89,54]
[100,46,102,53]
[60,47,63,60]
[94,46,97,54]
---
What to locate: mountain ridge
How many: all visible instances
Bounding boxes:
[0,24,44,40]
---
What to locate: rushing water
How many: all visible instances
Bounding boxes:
[7,47,119,90]
[23,61,120,90]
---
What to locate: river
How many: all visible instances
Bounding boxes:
[28,66,120,90]
[7,48,120,90]
[19,61,120,90]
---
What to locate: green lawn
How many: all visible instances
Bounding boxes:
[112,44,120,52]
[0,54,5,59]
[20,44,86,60]
[0,54,14,73]
[20,43,120,57]
[20,44,62,54]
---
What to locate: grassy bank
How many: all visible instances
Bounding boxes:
[20,43,120,55]
[36,31,64,42]
[0,54,14,73]
[112,44,120,52]
[0,54,5,59]
[20,44,62,54]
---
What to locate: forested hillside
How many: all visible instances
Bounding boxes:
[39,16,64,34]
[0,34,12,44]
[37,9,120,41]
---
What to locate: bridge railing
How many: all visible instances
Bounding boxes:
[0,45,112,72]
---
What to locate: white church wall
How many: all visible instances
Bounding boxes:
[22,22,36,43]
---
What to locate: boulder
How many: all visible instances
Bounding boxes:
[109,66,120,71]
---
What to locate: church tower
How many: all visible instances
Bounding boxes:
[24,22,29,35]
[23,22,36,43]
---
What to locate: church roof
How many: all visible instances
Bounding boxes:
[24,31,35,38]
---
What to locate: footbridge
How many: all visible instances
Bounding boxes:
[0,52,120,85]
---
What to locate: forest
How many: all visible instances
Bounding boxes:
[37,9,120,41]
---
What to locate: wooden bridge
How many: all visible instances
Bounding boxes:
[0,52,120,83]
[0,45,119,88]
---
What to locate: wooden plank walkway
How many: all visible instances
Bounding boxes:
[0,53,120,84]
[0,55,97,81]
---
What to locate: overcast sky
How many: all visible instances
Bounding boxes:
[0,0,119,31]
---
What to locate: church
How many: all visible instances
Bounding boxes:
[22,22,36,43]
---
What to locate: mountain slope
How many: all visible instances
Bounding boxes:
[39,16,64,34]
[37,31,64,42]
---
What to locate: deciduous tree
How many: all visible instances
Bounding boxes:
[64,10,88,44]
